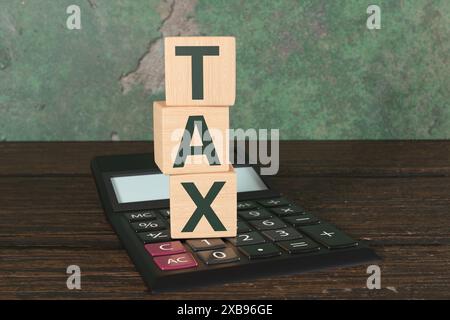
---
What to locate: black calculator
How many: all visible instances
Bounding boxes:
[91,153,379,292]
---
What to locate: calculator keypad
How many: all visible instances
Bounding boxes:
[249,217,287,231]
[145,241,185,257]
[186,238,226,251]
[299,224,358,249]
[125,211,157,222]
[237,201,258,210]
[277,238,320,254]
[238,208,272,220]
[153,253,198,271]
[257,198,290,207]
[283,214,319,226]
[131,219,166,232]
[124,197,359,271]
[237,221,252,233]
[262,227,303,242]
[239,243,281,259]
[197,248,240,265]
[227,232,266,246]
[270,205,305,216]
[138,230,171,244]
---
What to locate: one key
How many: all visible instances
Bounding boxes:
[145,241,185,257]
[249,217,287,231]
[159,209,170,218]
[226,232,266,246]
[239,243,281,259]
[125,211,156,222]
[186,239,226,251]
[257,198,290,208]
[262,227,303,242]
[270,205,305,216]
[153,253,198,271]
[131,219,166,232]
[237,201,258,210]
[299,224,358,249]
[277,238,320,254]
[237,221,252,233]
[197,248,240,265]
[138,230,171,244]
[284,213,320,227]
[238,208,272,220]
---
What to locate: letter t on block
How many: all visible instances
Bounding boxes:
[170,167,237,239]
[165,37,236,106]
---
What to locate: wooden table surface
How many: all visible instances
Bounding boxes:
[1,141,449,299]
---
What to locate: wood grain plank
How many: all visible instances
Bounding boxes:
[1,141,450,176]
[1,141,449,299]
[0,245,448,299]
[1,176,449,248]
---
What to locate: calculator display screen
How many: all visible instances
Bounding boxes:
[110,167,268,204]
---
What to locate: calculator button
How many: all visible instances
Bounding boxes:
[125,211,156,222]
[159,209,170,218]
[238,208,272,220]
[299,224,358,249]
[249,217,287,231]
[138,230,171,243]
[239,243,281,259]
[226,232,266,246]
[284,214,320,227]
[277,238,320,254]
[270,205,305,216]
[237,221,252,233]
[153,253,198,271]
[197,248,240,265]
[237,201,258,210]
[262,227,303,242]
[131,219,166,232]
[145,241,185,257]
[257,198,290,208]
[186,239,226,251]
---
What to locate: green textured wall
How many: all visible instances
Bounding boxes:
[0,0,449,141]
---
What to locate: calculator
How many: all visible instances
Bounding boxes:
[91,153,379,292]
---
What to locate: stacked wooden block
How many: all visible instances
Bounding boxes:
[153,37,237,239]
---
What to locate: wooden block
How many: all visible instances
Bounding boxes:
[153,101,230,174]
[165,36,235,106]
[170,167,237,239]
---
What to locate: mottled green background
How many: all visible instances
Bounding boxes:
[0,0,449,140]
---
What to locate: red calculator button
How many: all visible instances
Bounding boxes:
[145,241,185,257]
[153,253,198,271]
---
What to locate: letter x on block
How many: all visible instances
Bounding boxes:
[169,169,237,239]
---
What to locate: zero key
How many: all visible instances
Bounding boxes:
[197,248,240,265]
[299,224,358,249]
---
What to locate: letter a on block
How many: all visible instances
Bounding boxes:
[153,101,230,175]
[165,37,236,106]
[170,168,237,239]
[173,115,220,168]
